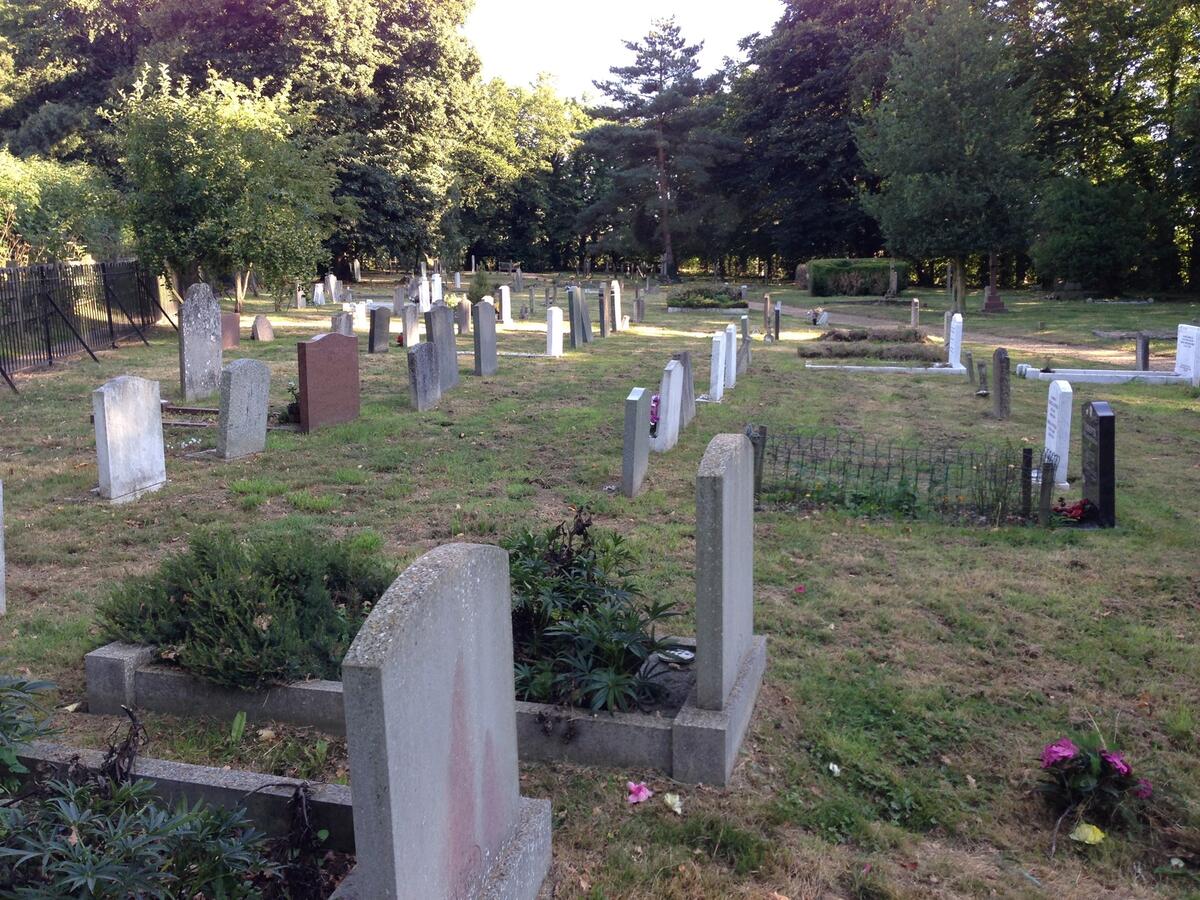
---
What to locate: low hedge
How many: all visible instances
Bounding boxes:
[797,342,942,361]
[668,286,748,309]
[808,259,910,297]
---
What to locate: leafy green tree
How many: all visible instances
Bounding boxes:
[857,1,1040,311]
[110,68,337,306]
[586,17,732,277]
[1030,178,1149,292]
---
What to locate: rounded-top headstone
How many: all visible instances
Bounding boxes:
[179,283,222,401]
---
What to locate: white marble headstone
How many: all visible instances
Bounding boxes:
[948,313,964,369]
[431,273,443,305]
[93,376,167,503]
[709,333,725,401]
[1175,324,1200,386]
[418,278,431,312]
[498,286,512,325]
[546,306,563,357]
[651,360,684,453]
[1044,380,1073,487]
[723,324,738,389]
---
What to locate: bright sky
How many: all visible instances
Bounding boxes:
[462,0,786,101]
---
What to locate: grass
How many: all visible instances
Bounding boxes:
[2,275,1200,896]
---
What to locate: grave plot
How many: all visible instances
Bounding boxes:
[806,312,968,375]
[1017,323,1200,386]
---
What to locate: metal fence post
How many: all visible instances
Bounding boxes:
[746,425,767,506]
[1037,459,1056,526]
[1020,447,1033,519]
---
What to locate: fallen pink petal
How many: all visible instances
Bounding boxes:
[626,781,653,804]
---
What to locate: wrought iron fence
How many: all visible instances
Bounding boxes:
[0,260,166,392]
[745,425,1045,525]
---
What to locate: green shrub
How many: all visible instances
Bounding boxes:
[668,285,747,309]
[0,679,56,790]
[467,269,492,303]
[808,258,909,297]
[98,528,395,690]
[503,511,680,713]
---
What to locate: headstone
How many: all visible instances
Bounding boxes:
[0,481,5,615]
[693,433,761,717]
[340,544,551,900]
[762,293,771,335]
[982,253,1006,312]
[352,302,369,331]
[723,324,738,390]
[737,316,751,376]
[965,350,975,384]
[297,333,360,433]
[331,312,354,336]
[220,312,240,350]
[546,307,564,357]
[431,273,443,305]
[992,348,1011,419]
[1043,380,1073,488]
[611,280,623,331]
[815,310,830,327]
[406,342,441,411]
[498,286,512,326]
[671,351,696,429]
[178,284,222,401]
[454,271,462,289]
[1175,324,1200,385]
[709,333,725,401]
[313,284,325,306]
[295,284,305,310]
[455,301,471,336]
[1082,401,1116,527]
[217,359,270,460]
[566,288,583,350]
[597,283,610,337]
[910,299,920,328]
[424,304,459,392]
[250,315,274,342]
[976,363,989,395]
[418,278,431,312]
[795,264,808,290]
[773,301,781,341]
[352,259,361,282]
[948,313,964,369]
[369,307,392,354]
[634,288,645,324]
[651,360,684,453]
[325,274,338,304]
[577,285,592,343]
[887,264,898,298]
[400,303,421,348]
[621,387,650,498]
[739,285,748,301]
[93,376,166,502]
[472,301,498,376]
[1135,333,1150,370]
[514,267,523,292]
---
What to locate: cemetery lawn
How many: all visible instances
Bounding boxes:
[2,276,1200,897]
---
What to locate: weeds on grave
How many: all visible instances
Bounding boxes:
[98,526,395,690]
[504,508,681,713]
[0,678,57,789]
[668,286,747,309]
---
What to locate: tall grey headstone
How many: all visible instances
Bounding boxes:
[340,544,552,900]
[577,285,592,343]
[0,481,6,616]
[217,359,270,460]
[400,303,421,348]
[650,360,684,454]
[1135,333,1150,370]
[425,304,458,392]
[313,284,325,307]
[407,342,441,412]
[992,347,1011,419]
[93,376,166,503]
[546,307,564,357]
[671,351,696,429]
[454,271,462,289]
[431,273,443,305]
[369,307,392,354]
[621,388,650,498]
[598,283,610,337]
[472,301,498,376]
[566,288,583,350]
[178,283,222,401]
[331,312,354,336]
[455,301,471,336]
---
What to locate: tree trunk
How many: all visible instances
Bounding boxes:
[952,256,967,314]
[233,268,251,314]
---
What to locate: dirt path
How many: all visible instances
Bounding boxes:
[751,299,1174,369]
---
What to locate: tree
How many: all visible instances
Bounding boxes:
[110,68,338,307]
[857,1,1040,311]
[587,18,732,277]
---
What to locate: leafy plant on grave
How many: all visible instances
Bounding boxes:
[467,269,491,304]
[0,678,57,791]
[668,285,747,309]
[504,509,681,713]
[98,527,395,690]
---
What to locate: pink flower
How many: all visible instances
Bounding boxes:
[1133,778,1153,799]
[794,585,806,594]
[626,781,653,804]
[1041,738,1079,768]
[1101,750,1131,776]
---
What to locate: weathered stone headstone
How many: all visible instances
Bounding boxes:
[965,351,975,384]
[674,433,767,784]
[1135,333,1150,370]
[671,351,696,429]
[723,323,738,390]
[297,333,359,433]
[217,359,270,460]
[992,348,1011,419]
[407,342,441,411]
[887,264,898,298]
[497,286,512,326]
[976,362,989,396]
[221,312,240,350]
[737,315,751,376]
[352,259,361,282]
[709,333,725,401]
[0,481,4,615]
[739,284,748,301]
[1082,401,1116,527]
[514,266,523,292]
[982,253,1005,312]
[250,315,274,342]
[577,285,592,343]
[910,298,920,328]
[546,307,564,357]
[611,280,623,331]
[816,310,830,327]
[400,303,421,348]
[566,288,583,350]
[454,301,471,336]
[651,360,684,453]
[1043,380,1073,488]
[93,376,166,503]
[178,284,222,401]
[368,307,392,354]
[621,387,650,498]
[598,283,610,337]
[424,304,459,392]
[472,301,498,376]
[634,287,644,324]
[331,312,354,337]
[340,543,551,900]
[773,301,782,341]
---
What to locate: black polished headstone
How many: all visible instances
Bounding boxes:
[1081,400,1116,527]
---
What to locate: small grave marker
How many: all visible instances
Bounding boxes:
[546,307,564,357]
[723,324,738,390]
[250,315,274,342]
[400,303,420,348]
[221,312,240,350]
[498,286,513,326]
[671,351,696,428]
[331,312,354,336]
